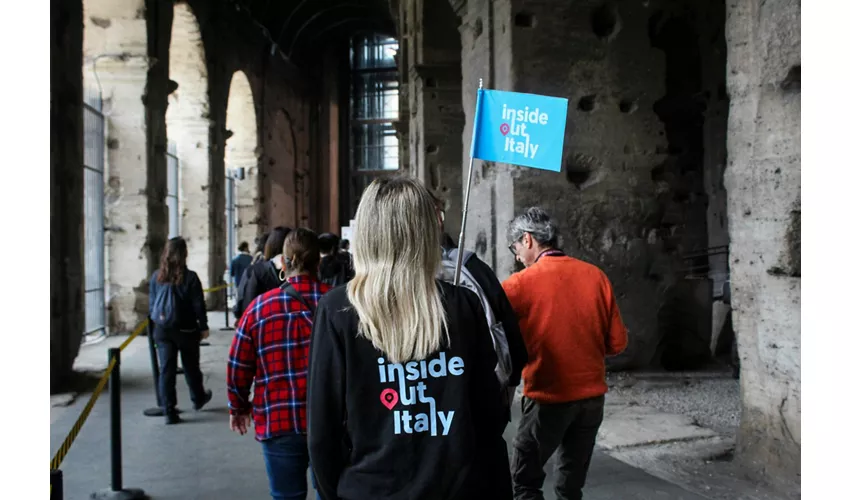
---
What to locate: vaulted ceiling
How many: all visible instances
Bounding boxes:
[230,0,396,62]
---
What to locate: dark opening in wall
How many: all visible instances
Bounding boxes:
[619,99,637,113]
[565,153,600,189]
[515,12,536,28]
[781,65,801,92]
[578,95,597,112]
[425,77,437,88]
[591,4,620,40]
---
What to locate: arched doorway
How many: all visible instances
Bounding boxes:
[224,71,260,250]
[166,2,211,287]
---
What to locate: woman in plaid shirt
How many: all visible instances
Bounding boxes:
[226,228,331,500]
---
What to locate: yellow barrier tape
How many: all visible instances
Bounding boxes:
[51,281,232,472]
[118,319,149,352]
[50,357,117,470]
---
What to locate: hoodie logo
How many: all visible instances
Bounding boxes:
[377,353,463,436]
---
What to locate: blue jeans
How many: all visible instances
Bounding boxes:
[260,434,321,500]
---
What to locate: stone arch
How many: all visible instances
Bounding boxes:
[166,2,211,287]
[225,70,260,246]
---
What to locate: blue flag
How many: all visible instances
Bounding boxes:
[470,89,569,172]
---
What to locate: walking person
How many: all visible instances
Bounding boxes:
[230,241,253,288]
[233,226,291,321]
[227,228,331,500]
[307,176,510,500]
[148,237,213,425]
[502,207,629,500]
[429,189,528,497]
[317,232,354,287]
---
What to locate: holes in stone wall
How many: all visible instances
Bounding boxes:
[781,65,801,92]
[426,144,439,154]
[472,18,484,40]
[591,3,620,40]
[578,95,597,112]
[515,12,536,28]
[619,99,637,113]
[564,153,600,189]
[425,77,437,88]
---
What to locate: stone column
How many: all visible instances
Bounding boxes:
[457,0,516,275]
[51,0,84,389]
[725,0,801,481]
[168,2,211,289]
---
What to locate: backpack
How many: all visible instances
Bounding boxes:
[151,280,181,329]
[438,248,513,388]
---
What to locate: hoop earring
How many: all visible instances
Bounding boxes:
[278,268,285,281]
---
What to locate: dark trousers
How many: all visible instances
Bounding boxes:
[511,395,605,500]
[154,327,206,414]
[260,434,320,500]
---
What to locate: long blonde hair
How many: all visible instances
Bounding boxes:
[347,176,448,363]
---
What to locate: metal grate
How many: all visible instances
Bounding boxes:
[83,88,106,337]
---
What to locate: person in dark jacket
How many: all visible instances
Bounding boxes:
[233,227,291,320]
[308,176,510,500]
[149,237,213,424]
[230,241,253,288]
[430,189,528,497]
[317,232,354,287]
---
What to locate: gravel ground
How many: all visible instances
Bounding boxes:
[607,373,741,436]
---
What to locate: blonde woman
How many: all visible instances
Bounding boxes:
[307,176,510,500]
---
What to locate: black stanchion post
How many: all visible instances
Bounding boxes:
[109,348,122,490]
[91,349,145,499]
[143,318,166,417]
[51,469,63,500]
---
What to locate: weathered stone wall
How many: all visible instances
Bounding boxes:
[84,0,156,333]
[509,1,667,370]
[51,0,85,390]
[725,0,800,482]
[474,0,724,370]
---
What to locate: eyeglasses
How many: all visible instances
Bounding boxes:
[508,235,524,256]
[508,232,533,256]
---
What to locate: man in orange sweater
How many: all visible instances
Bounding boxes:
[502,207,628,500]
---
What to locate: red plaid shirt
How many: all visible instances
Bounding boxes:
[226,275,332,441]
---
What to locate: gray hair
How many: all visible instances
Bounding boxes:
[508,207,559,248]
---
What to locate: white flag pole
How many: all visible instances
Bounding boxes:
[453,78,484,286]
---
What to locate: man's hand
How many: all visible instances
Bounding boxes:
[230,414,251,435]
[200,330,210,340]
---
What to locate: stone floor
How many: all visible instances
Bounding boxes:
[51,313,711,500]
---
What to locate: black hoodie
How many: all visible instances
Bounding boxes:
[307,283,509,500]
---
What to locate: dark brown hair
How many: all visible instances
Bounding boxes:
[157,237,188,284]
[283,228,320,275]
[264,226,292,260]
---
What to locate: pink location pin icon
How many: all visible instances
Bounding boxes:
[380,388,399,410]
[499,123,510,135]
